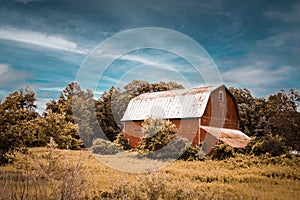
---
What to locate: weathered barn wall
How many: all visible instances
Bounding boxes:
[124,118,200,148]
[201,86,239,129]
[172,118,199,145]
[124,121,143,148]
[122,85,244,150]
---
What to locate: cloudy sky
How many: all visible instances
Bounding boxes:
[0,0,299,112]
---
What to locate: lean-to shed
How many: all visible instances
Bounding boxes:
[121,85,250,151]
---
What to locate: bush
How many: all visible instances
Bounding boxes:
[137,118,204,161]
[212,142,235,160]
[180,144,201,161]
[91,138,120,155]
[113,131,130,150]
[138,118,177,153]
[140,136,191,160]
[251,134,288,157]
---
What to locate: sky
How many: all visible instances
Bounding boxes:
[0,0,299,112]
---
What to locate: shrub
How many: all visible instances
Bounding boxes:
[91,138,120,155]
[113,131,130,150]
[138,118,177,152]
[180,144,201,161]
[142,135,191,160]
[137,118,204,161]
[251,134,288,157]
[212,142,235,160]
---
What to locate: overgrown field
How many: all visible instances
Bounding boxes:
[0,147,299,200]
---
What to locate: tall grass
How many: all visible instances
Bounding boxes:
[0,147,299,199]
[0,139,91,200]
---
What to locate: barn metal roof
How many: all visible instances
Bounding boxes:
[200,125,251,148]
[121,85,223,121]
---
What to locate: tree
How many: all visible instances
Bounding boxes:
[266,89,299,116]
[45,82,100,148]
[265,89,300,150]
[95,87,121,142]
[0,87,39,165]
[251,134,288,156]
[230,87,300,155]
[96,80,184,141]
[229,87,265,137]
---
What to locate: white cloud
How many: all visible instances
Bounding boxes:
[0,63,9,76]
[222,64,295,86]
[0,27,89,54]
[39,87,65,92]
[121,54,176,71]
[256,31,300,51]
[0,63,32,86]
[35,98,50,114]
[264,3,300,23]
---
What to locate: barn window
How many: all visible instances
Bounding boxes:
[219,91,224,102]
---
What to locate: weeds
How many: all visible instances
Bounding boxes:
[0,138,90,200]
[0,148,299,199]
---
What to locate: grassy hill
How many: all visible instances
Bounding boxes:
[1,147,299,199]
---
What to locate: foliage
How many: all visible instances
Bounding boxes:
[95,80,184,141]
[46,82,101,147]
[211,142,235,160]
[95,87,121,142]
[91,138,120,155]
[1,81,299,165]
[142,136,192,160]
[179,143,201,161]
[251,134,288,156]
[138,118,177,152]
[113,131,130,150]
[229,87,265,137]
[0,87,39,165]
[229,87,300,155]
[37,111,82,150]
[137,118,203,160]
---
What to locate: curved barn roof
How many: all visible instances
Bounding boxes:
[121,84,224,121]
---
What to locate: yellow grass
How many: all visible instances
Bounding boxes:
[0,147,299,199]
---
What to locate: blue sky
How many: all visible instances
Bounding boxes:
[0,0,299,112]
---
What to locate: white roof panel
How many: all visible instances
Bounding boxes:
[121,85,223,121]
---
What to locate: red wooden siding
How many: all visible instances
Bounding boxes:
[122,85,247,150]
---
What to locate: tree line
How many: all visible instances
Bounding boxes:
[0,81,183,164]
[0,80,299,164]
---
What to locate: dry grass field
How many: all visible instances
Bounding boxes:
[0,147,299,199]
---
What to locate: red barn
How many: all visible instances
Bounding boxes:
[121,85,250,152]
